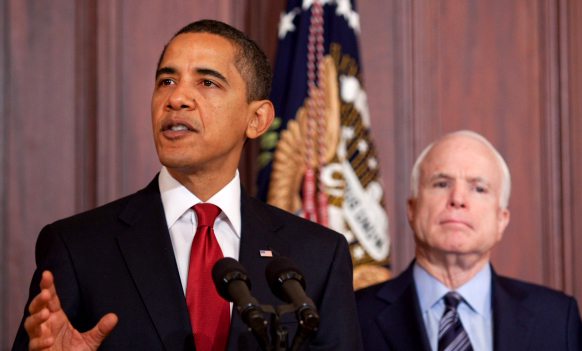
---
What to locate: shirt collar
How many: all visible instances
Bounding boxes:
[413,261,492,318]
[158,166,242,238]
[456,262,491,318]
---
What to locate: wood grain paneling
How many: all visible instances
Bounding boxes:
[0,0,7,345]
[75,0,98,212]
[539,0,564,291]
[4,0,79,346]
[359,0,411,273]
[565,0,582,299]
[96,0,123,205]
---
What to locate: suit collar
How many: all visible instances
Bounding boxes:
[375,262,431,351]
[491,267,534,351]
[117,175,194,351]
[225,189,291,351]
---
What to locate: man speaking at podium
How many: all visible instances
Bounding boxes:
[12,20,362,351]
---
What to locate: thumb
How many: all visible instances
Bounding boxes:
[83,313,118,350]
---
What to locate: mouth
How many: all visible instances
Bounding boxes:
[160,118,198,139]
[439,219,473,229]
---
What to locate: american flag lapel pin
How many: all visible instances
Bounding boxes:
[259,250,273,257]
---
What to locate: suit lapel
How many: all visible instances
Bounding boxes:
[375,264,431,351]
[491,270,534,351]
[116,177,194,351]
[226,190,291,351]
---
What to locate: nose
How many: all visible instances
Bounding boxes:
[448,183,467,209]
[166,82,195,111]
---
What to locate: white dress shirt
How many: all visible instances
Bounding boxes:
[413,262,493,351]
[158,166,242,295]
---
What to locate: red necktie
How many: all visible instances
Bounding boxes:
[186,203,230,351]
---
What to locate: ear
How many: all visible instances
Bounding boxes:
[406,197,416,224]
[246,100,274,139]
[496,207,510,241]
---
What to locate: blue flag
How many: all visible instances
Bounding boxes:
[257,0,391,289]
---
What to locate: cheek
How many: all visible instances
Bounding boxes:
[151,97,165,121]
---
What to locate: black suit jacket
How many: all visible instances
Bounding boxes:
[13,176,363,351]
[356,262,582,351]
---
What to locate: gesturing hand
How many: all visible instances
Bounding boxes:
[24,271,118,351]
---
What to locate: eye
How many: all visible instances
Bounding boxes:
[202,79,217,87]
[158,78,174,86]
[475,186,487,193]
[434,181,448,188]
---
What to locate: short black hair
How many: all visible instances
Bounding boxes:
[156,19,272,102]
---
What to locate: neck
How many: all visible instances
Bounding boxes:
[415,247,490,290]
[167,167,237,202]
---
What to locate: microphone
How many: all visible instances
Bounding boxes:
[212,257,270,350]
[265,257,319,351]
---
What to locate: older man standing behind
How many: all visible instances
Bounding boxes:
[356,131,582,351]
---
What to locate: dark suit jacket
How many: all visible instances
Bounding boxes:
[13,176,363,351]
[356,262,582,351]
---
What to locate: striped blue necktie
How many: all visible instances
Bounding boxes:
[438,292,473,351]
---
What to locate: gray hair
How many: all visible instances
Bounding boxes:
[409,130,511,209]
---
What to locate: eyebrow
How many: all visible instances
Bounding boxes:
[467,176,492,187]
[154,66,230,87]
[195,68,229,86]
[428,173,454,182]
[428,173,492,186]
[155,66,176,79]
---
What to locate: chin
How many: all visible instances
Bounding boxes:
[158,153,197,171]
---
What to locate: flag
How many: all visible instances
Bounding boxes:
[256,0,391,290]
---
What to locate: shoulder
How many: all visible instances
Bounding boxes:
[494,274,578,310]
[355,281,388,309]
[244,194,346,246]
[52,194,133,228]
[45,178,160,240]
[356,264,414,308]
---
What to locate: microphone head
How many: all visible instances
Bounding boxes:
[265,256,306,303]
[212,257,251,301]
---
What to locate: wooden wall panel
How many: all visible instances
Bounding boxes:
[4,0,79,347]
[0,0,7,346]
[358,0,405,272]
[565,0,582,299]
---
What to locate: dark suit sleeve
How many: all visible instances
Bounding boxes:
[566,297,582,350]
[12,224,83,351]
[309,235,364,351]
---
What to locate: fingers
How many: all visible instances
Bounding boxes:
[39,270,54,290]
[24,308,54,351]
[28,271,61,315]
[39,271,62,312]
[84,313,118,349]
[25,270,65,350]
[27,289,51,316]
[28,334,54,351]
[23,306,49,335]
